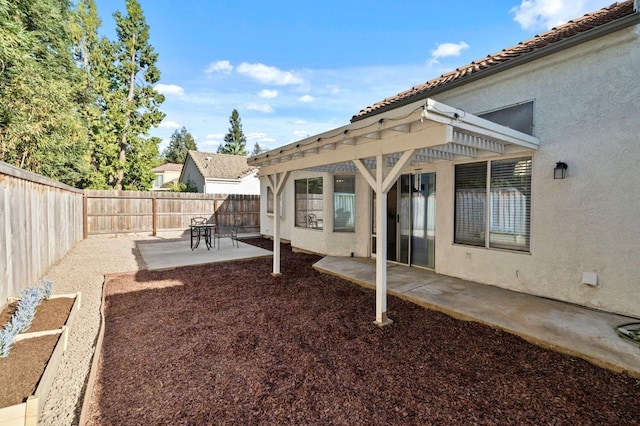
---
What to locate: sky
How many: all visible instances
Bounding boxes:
[94,0,616,154]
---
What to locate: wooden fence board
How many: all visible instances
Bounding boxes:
[0,162,83,308]
[84,191,260,235]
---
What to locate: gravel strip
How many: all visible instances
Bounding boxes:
[39,233,158,426]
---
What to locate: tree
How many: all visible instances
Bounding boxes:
[0,0,91,186]
[91,0,165,190]
[71,0,110,188]
[162,127,197,164]
[250,142,266,156]
[217,109,247,156]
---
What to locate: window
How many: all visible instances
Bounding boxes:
[479,101,534,136]
[455,157,532,251]
[154,174,164,188]
[295,177,323,228]
[266,186,283,216]
[333,176,355,232]
[267,186,274,214]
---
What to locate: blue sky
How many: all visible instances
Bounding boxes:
[94,0,615,154]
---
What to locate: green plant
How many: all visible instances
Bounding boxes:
[0,278,54,358]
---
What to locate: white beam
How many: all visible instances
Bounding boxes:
[382,149,415,193]
[374,153,392,327]
[267,171,289,277]
[258,123,448,176]
[353,159,377,190]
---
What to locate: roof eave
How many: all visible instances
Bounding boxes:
[352,11,640,123]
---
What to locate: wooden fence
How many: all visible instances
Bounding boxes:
[0,162,84,306]
[84,190,260,235]
[0,173,261,306]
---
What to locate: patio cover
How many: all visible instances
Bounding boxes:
[249,98,540,326]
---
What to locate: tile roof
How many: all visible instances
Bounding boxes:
[152,163,183,172]
[187,151,257,180]
[353,1,637,121]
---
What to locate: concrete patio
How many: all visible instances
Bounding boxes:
[137,232,271,270]
[313,256,640,379]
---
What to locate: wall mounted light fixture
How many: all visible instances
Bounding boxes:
[554,161,568,179]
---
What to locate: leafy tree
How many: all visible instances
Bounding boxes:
[166,180,197,192]
[162,127,197,164]
[217,109,247,156]
[250,142,266,156]
[0,0,91,186]
[91,0,165,190]
[71,0,110,188]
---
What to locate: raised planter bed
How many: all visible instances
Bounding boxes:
[0,293,81,426]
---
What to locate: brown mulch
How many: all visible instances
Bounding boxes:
[0,297,74,407]
[86,238,640,425]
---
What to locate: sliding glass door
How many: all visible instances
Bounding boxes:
[372,172,436,269]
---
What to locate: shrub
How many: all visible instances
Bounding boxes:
[0,278,54,358]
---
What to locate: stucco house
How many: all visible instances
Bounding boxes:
[180,151,260,194]
[249,1,640,324]
[150,163,182,190]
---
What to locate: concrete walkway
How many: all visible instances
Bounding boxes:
[313,256,640,379]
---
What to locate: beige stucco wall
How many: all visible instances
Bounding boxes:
[180,158,206,192]
[259,24,640,317]
[205,173,260,195]
[260,170,371,257]
[428,25,640,317]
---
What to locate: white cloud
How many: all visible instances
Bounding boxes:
[205,60,233,74]
[246,102,274,113]
[158,120,181,129]
[293,130,310,138]
[237,62,304,85]
[258,89,278,99]
[431,42,470,59]
[511,0,611,31]
[205,133,224,140]
[326,85,341,95]
[155,84,184,96]
[298,94,314,103]
[246,132,276,143]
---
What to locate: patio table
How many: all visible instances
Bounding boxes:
[190,223,216,250]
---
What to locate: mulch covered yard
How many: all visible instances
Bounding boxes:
[85,238,639,425]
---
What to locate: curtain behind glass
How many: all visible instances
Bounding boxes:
[454,162,487,246]
[334,176,355,232]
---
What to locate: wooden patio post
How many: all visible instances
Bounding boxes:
[269,172,289,276]
[374,154,391,326]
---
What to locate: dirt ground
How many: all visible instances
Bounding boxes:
[0,297,74,407]
[85,238,640,425]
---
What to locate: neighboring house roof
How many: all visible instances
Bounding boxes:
[186,151,257,180]
[152,163,183,172]
[353,0,637,121]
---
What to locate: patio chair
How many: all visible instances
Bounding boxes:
[214,218,241,249]
[308,214,323,229]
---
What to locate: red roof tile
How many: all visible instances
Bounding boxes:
[353,1,636,121]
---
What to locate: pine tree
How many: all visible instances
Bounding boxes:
[92,0,165,190]
[250,142,266,156]
[218,109,247,156]
[162,127,197,164]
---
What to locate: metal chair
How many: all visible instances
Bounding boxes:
[215,218,241,249]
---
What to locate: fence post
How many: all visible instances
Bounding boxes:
[83,193,88,239]
[152,196,157,236]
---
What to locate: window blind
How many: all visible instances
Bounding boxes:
[454,162,487,246]
[490,158,531,251]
